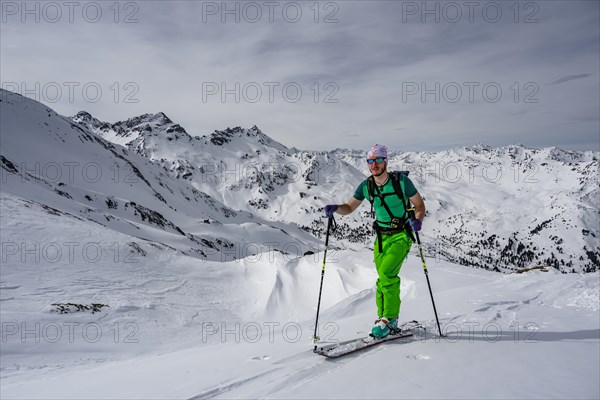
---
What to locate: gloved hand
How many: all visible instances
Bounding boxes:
[410,218,422,232]
[324,204,338,218]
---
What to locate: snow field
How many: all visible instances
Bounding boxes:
[2,191,598,399]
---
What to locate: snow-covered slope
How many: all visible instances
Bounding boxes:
[0,90,320,262]
[1,195,598,399]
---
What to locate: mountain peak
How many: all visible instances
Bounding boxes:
[152,112,173,125]
[111,112,189,139]
[203,126,288,152]
[72,110,108,131]
[74,111,93,120]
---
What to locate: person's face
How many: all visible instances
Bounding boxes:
[367,157,387,176]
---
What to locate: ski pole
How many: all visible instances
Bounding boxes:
[408,208,443,337]
[313,216,336,349]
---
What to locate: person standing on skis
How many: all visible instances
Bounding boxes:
[323,144,425,339]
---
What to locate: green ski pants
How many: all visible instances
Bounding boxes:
[374,231,412,319]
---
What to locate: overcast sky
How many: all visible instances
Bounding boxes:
[1,0,599,152]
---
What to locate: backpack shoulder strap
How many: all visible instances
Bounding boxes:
[366,176,375,218]
[367,175,375,203]
[391,171,410,212]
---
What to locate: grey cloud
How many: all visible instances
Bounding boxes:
[1,0,598,152]
[550,74,593,85]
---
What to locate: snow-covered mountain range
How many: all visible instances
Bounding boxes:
[1,89,598,273]
[1,90,324,264]
[67,92,600,274]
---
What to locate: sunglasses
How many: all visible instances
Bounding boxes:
[366,157,386,165]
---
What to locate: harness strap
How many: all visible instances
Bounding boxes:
[373,181,399,222]
[368,171,415,252]
[373,220,415,252]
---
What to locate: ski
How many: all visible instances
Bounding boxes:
[314,321,423,358]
